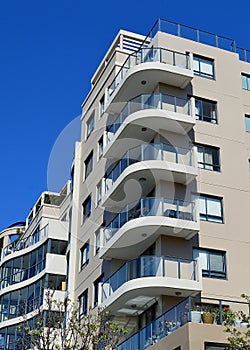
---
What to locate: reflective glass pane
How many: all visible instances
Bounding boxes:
[245,116,250,132]
[207,198,221,217]
[242,74,248,89]
[193,57,199,72]
[200,59,213,76]
[199,197,206,215]
[210,253,224,272]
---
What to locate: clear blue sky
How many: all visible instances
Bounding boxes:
[1,0,250,230]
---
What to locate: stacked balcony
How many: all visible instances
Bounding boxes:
[99,37,199,334]
[104,93,195,159]
[100,197,199,260]
[101,143,197,209]
[101,256,201,315]
[106,47,193,108]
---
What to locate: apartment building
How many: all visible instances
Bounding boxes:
[0,182,71,349]
[67,19,250,350]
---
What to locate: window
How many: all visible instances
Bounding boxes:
[199,194,223,223]
[96,181,102,205]
[195,97,217,123]
[193,248,226,279]
[245,115,250,132]
[99,94,105,117]
[242,74,250,90]
[79,289,88,316]
[93,275,104,307]
[80,242,89,269]
[193,55,214,79]
[84,151,93,179]
[86,112,94,139]
[98,136,103,160]
[82,195,91,223]
[95,229,101,254]
[197,145,220,172]
[205,342,226,350]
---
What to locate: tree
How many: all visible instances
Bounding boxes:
[17,290,127,350]
[225,294,250,350]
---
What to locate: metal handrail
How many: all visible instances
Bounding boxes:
[144,18,250,63]
[104,143,193,194]
[117,295,250,350]
[104,197,195,244]
[2,225,48,258]
[106,93,191,145]
[107,47,190,100]
[102,255,197,301]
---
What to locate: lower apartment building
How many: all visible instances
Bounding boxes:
[1,19,250,350]
[0,182,71,349]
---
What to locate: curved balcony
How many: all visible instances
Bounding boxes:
[106,47,193,108]
[105,93,195,159]
[117,294,250,350]
[101,143,197,207]
[101,256,201,315]
[100,197,199,260]
[1,225,48,259]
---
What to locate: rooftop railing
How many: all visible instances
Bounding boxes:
[102,255,198,302]
[104,143,194,195]
[104,197,195,245]
[107,47,190,101]
[2,225,48,259]
[145,18,250,63]
[106,93,191,145]
[117,295,250,350]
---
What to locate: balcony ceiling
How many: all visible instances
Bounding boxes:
[100,217,199,260]
[108,62,193,108]
[102,277,202,316]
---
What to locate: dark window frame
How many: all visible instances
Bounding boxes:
[194,248,227,279]
[93,275,104,307]
[193,55,215,79]
[84,151,93,180]
[197,144,220,172]
[79,289,88,316]
[205,342,227,349]
[80,242,90,270]
[82,195,91,223]
[195,96,218,123]
[96,181,102,205]
[245,114,250,132]
[242,73,250,91]
[199,194,224,223]
[98,136,104,160]
[95,228,101,254]
[99,94,105,117]
[86,112,95,139]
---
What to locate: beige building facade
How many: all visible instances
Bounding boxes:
[68,19,250,350]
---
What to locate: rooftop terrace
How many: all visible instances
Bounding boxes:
[145,18,250,62]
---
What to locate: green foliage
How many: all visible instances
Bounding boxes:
[17,290,127,350]
[225,294,250,350]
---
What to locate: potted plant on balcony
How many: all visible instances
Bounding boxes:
[191,304,201,323]
[201,306,215,324]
